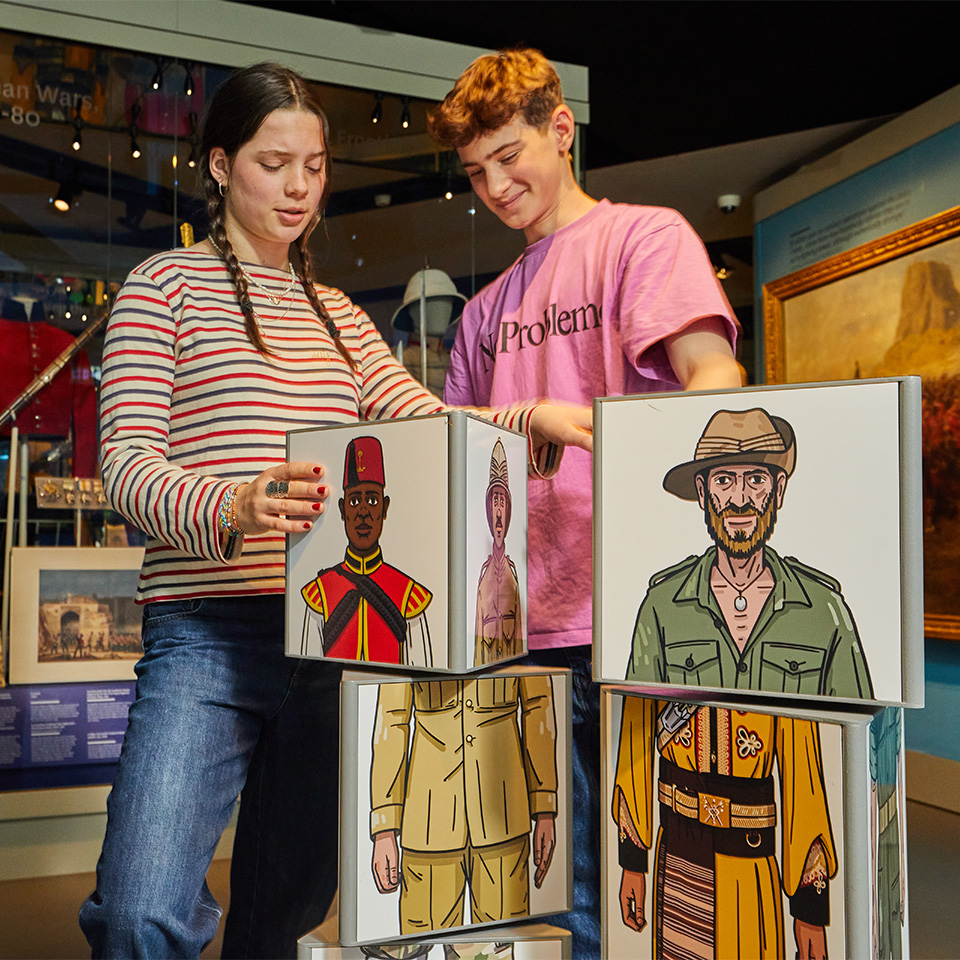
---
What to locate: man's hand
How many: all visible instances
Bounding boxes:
[532,812,556,888]
[794,919,828,959]
[371,830,400,893]
[619,868,646,931]
[528,403,593,454]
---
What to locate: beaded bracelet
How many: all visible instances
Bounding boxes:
[217,483,247,559]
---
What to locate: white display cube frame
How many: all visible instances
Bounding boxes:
[339,667,573,946]
[593,378,924,707]
[297,922,573,959]
[286,412,528,673]
[601,686,908,959]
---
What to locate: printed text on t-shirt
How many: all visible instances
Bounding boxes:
[478,301,602,372]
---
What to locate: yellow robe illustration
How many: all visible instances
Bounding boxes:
[613,697,837,959]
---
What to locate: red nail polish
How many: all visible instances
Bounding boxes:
[302,522,312,530]
[316,485,326,495]
[311,503,322,512]
[312,466,322,475]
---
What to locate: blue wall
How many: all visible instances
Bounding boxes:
[755,118,960,759]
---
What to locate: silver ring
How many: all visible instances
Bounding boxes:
[265,480,289,499]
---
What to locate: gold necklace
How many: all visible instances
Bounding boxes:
[208,236,296,304]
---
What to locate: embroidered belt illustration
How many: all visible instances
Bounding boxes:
[658,780,777,830]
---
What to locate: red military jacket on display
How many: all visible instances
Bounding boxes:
[0,317,97,476]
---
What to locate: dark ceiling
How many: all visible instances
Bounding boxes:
[239,0,960,170]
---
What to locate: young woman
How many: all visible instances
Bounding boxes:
[79,63,589,959]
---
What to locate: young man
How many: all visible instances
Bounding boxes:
[429,49,741,956]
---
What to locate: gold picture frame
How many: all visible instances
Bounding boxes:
[763,204,960,639]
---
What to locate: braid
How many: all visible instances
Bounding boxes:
[296,233,358,372]
[206,193,274,357]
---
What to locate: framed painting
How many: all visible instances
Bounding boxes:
[8,547,144,684]
[763,203,960,638]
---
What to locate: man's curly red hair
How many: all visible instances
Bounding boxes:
[428,48,564,148]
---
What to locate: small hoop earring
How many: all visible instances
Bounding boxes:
[218,181,227,197]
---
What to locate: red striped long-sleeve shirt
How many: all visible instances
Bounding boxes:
[100,249,539,602]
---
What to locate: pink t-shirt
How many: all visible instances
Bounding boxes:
[444,200,738,649]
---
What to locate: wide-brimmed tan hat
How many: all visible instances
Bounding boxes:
[663,408,796,501]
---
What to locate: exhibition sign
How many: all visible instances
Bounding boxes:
[763,205,960,639]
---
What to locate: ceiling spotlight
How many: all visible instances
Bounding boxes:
[151,59,165,91]
[183,65,194,98]
[186,111,200,168]
[401,96,410,130]
[71,111,83,151]
[371,91,382,125]
[445,191,453,201]
[52,181,79,212]
[129,103,142,158]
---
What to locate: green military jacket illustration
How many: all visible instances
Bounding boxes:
[626,546,874,699]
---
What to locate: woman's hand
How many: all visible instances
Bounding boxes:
[529,402,593,453]
[235,462,329,535]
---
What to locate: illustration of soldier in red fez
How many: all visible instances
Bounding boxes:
[300,435,433,666]
[474,438,524,665]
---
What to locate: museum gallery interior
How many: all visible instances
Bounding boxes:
[2,2,960,958]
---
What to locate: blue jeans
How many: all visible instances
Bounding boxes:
[79,596,341,959]
[524,644,601,960]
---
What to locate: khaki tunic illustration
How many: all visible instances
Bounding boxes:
[370,677,558,932]
[475,439,523,665]
[626,408,874,700]
[613,696,837,959]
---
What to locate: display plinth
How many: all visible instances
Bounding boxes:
[297,922,572,959]
[286,413,528,673]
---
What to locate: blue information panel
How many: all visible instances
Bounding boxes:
[0,681,135,787]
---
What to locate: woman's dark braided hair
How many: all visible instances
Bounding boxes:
[200,62,356,370]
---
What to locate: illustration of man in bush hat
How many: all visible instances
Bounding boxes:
[474,438,524,666]
[300,435,433,666]
[626,407,873,699]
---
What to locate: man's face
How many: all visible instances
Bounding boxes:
[490,488,509,549]
[457,113,570,244]
[696,465,785,558]
[339,482,389,556]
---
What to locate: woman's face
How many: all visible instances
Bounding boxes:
[210,107,326,261]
